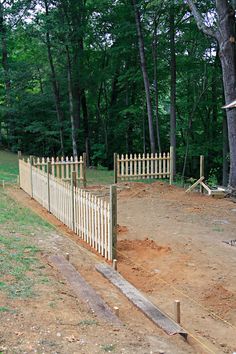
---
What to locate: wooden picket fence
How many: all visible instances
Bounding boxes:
[30,153,87,187]
[114,147,174,184]
[19,159,116,260]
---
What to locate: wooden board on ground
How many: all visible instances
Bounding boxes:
[96,263,187,337]
[49,255,122,326]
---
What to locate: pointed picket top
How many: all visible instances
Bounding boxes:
[37,157,40,164]
[61,156,64,163]
[56,156,59,162]
[51,157,55,164]
[46,157,50,163]
[79,155,83,163]
[74,155,78,162]
[125,153,128,160]
[70,156,74,163]
[42,157,45,164]
[134,153,137,159]
[163,152,166,158]
[147,153,150,159]
[167,152,170,158]
[130,153,133,160]
[138,153,141,159]
[117,153,120,160]
[155,153,158,158]
[159,152,162,158]
[27,157,30,163]
[142,153,145,159]
[66,156,69,162]
[150,153,153,159]
[121,154,124,160]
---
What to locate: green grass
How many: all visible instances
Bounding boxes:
[0,233,39,298]
[0,150,19,183]
[0,190,52,232]
[0,188,53,299]
[101,344,115,352]
[86,167,114,185]
[0,306,11,312]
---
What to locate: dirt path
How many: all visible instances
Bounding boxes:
[8,182,236,353]
[7,186,195,354]
[117,182,236,353]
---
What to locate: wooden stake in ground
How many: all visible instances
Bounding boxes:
[113,259,117,271]
[200,155,204,194]
[174,300,180,324]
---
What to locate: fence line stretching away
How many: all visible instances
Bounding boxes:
[22,153,87,187]
[114,147,174,184]
[19,159,117,261]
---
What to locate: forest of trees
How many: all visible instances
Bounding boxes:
[1,0,236,188]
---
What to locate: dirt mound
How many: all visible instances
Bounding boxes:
[117,224,128,233]
[118,238,171,254]
[203,284,236,317]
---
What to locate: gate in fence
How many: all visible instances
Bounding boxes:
[19,158,117,261]
[114,147,174,184]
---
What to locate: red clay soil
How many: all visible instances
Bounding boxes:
[8,182,236,354]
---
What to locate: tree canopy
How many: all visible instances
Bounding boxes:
[1,0,235,187]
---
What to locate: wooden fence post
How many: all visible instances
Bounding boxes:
[109,185,117,260]
[18,151,22,186]
[47,162,51,212]
[114,153,118,184]
[83,152,87,188]
[29,155,34,198]
[200,155,204,194]
[169,146,174,185]
[71,171,76,231]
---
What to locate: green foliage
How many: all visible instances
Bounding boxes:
[0,0,227,183]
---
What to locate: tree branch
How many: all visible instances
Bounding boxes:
[186,0,217,39]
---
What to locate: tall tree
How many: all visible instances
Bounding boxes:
[186,0,236,190]
[131,0,156,153]
[44,0,65,155]
[169,3,176,175]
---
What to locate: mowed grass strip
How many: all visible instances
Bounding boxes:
[0,189,52,299]
[0,150,19,183]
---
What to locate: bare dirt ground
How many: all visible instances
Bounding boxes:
[6,181,236,354]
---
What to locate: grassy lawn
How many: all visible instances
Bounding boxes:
[0,150,19,183]
[0,189,52,300]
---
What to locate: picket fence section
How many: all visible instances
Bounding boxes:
[30,153,86,187]
[114,148,174,184]
[19,159,114,260]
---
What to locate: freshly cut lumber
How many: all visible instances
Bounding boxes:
[96,263,187,337]
[49,255,122,326]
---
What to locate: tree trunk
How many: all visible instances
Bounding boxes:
[216,1,236,189]
[152,15,161,153]
[131,0,156,153]
[81,89,90,165]
[0,2,13,148]
[169,5,177,176]
[187,0,236,189]
[223,111,229,185]
[44,0,65,155]
[66,45,78,157]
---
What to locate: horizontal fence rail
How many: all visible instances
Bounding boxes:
[24,153,87,187]
[114,147,174,184]
[19,159,116,260]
